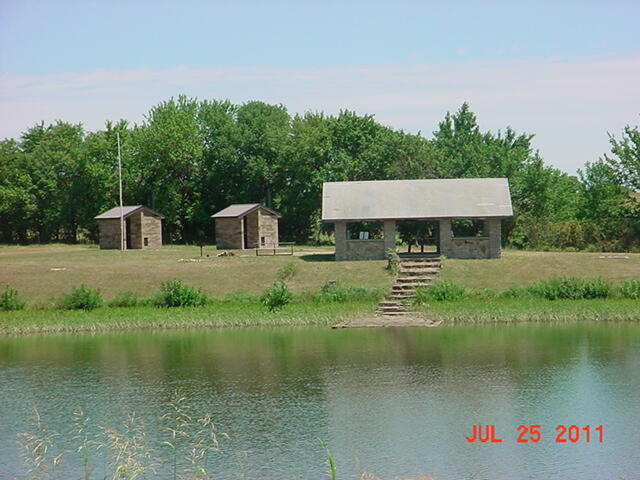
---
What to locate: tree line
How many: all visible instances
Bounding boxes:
[1,97,638,251]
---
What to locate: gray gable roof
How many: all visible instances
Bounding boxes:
[95,205,165,220]
[322,178,513,221]
[211,204,281,218]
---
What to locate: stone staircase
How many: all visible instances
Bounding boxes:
[376,256,442,317]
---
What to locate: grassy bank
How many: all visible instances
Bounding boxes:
[423,298,640,323]
[2,245,639,301]
[440,250,640,289]
[0,244,388,301]
[0,299,376,335]
[2,245,639,335]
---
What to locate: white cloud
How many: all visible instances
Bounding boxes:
[1,54,639,173]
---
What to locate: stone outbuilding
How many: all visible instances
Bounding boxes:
[95,205,164,249]
[322,178,513,260]
[211,204,280,250]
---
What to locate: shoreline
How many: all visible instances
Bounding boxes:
[1,298,639,336]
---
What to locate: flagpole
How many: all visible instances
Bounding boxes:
[117,132,124,251]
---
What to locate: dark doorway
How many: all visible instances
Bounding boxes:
[125,218,132,249]
[242,216,248,249]
[396,220,439,254]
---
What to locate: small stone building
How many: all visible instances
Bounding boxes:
[95,205,164,249]
[322,178,513,260]
[212,204,280,250]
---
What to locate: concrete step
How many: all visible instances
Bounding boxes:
[378,302,409,308]
[399,268,441,275]
[378,307,410,314]
[376,311,409,316]
[399,257,441,262]
[392,282,430,289]
[400,261,441,268]
[400,264,440,269]
[387,295,415,301]
[378,301,409,307]
[396,276,434,283]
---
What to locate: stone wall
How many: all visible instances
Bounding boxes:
[98,210,162,249]
[334,221,386,260]
[245,209,260,248]
[438,218,501,259]
[449,237,490,258]
[485,218,501,258]
[334,222,347,260]
[383,220,396,252]
[129,211,143,249]
[439,219,453,257]
[343,240,386,260]
[258,209,279,247]
[98,219,123,249]
[141,212,162,249]
[215,217,244,249]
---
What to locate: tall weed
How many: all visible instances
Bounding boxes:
[0,285,26,311]
[532,276,611,300]
[415,280,468,303]
[261,281,293,311]
[276,262,298,281]
[60,285,103,310]
[618,280,640,299]
[108,291,141,308]
[154,280,209,307]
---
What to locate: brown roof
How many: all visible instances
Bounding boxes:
[211,204,281,218]
[94,205,165,220]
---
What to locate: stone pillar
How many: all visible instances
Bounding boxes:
[334,222,347,261]
[383,220,396,253]
[485,218,502,258]
[439,219,452,257]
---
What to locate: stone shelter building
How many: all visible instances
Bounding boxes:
[322,178,513,260]
[212,204,280,250]
[95,205,164,249]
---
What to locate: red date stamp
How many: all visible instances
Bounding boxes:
[465,424,604,443]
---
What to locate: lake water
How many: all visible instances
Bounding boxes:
[1,323,639,479]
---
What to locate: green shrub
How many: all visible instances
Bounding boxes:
[223,292,261,304]
[618,280,640,299]
[0,285,26,311]
[260,281,293,311]
[276,262,298,281]
[532,276,585,300]
[316,281,383,302]
[154,279,209,307]
[319,280,348,302]
[415,280,468,303]
[499,285,534,299]
[108,291,140,308]
[532,276,612,300]
[581,277,612,299]
[469,288,498,300]
[60,285,103,310]
[385,249,399,276]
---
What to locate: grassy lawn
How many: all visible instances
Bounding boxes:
[440,249,640,290]
[1,245,639,335]
[0,244,389,302]
[423,298,640,323]
[0,300,375,335]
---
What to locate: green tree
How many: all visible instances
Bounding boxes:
[604,122,640,191]
[19,121,85,242]
[130,96,203,242]
[236,101,290,208]
[0,139,36,242]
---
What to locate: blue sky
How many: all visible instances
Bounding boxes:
[1,0,639,173]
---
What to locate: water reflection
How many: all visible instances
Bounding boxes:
[0,323,639,479]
